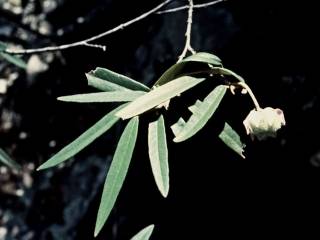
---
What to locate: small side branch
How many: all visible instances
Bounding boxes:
[157,0,225,14]
[178,0,195,62]
[2,0,172,55]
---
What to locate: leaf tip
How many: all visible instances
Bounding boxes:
[36,165,45,171]
[93,229,99,238]
[161,189,169,198]
[94,221,104,238]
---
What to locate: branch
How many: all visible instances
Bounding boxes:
[157,0,225,14]
[1,0,173,55]
[178,0,195,62]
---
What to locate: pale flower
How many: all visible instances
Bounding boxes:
[243,107,285,140]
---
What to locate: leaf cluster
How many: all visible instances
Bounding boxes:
[37,52,245,237]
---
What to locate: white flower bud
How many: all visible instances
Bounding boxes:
[243,107,285,140]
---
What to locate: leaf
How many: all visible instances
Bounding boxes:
[58,91,145,103]
[131,225,155,240]
[0,42,27,69]
[211,67,245,82]
[94,117,139,237]
[170,117,186,137]
[116,76,205,120]
[182,52,222,66]
[154,52,222,87]
[219,122,245,158]
[37,105,124,170]
[89,67,150,92]
[86,73,129,92]
[0,148,21,169]
[148,115,169,198]
[0,42,5,50]
[173,85,227,142]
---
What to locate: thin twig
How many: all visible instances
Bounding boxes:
[157,0,225,14]
[82,42,107,51]
[1,0,172,55]
[178,0,195,62]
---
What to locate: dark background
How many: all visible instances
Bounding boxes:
[1,0,319,239]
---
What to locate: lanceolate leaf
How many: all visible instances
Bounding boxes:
[116,76,205,120]
[170,117,186,137]
[0,42,5,50]
[58,91,145,103]
[211,67,245,82]
[173,85,227,142]
[131,225,155,240]
[182,52,222,66]
[219,122,245,158]
[154,52,222,87]
[148,115,169,198]
[0,42,27,69]
[94,117,139,237]
[89,67,150,92]
[0,148,21,169]
[86,73,129,92]
[37,105,125,170]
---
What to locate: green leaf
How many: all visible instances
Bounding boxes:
[0,42,27,69]
[116,76,205,120]
[154,52,222,87]
[148,115,169,198]
[182,52,222,66]
[94,117,139,237]
[131,225,155,240]
[37,105,124,170]
[0,148,21,169]
[88,67,150,92]
[219,122,245,158]
[170,117,186,137]
[0,42,6,50]
[86,73,129,92]
[57,91,146,103]
[173,85,227,142]
[211,67,245,82]
[0,53,27,69]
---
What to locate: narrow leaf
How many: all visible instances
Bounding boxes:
[0,148,21,169]
[116,76,205,120]
[0,42,5,50]
[0,53,27,69]
[37,105,124,170]
[131,225,155,240]
[90,67,150,92]
[170,117,186,137]
[86,73,129,92]
[94,117,139,237]
[148,115,169,198]
[154,52,222,87]
[188,100,202,114]
[58,91,145,103]
[0,42,27,69]
[173,85,227,142]
[211,67,245,82]
[182,52,222,66]
[219,122,245,158]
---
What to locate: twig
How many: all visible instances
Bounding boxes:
[1,0,173,55]
[177,0,195,62]
[157,0,225,14]
[83,42,107,51]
